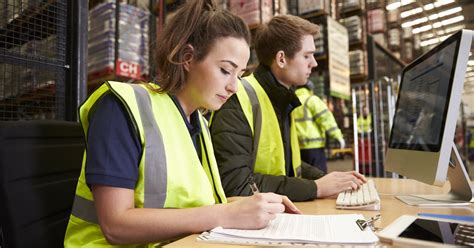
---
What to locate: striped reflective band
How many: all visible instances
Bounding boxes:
[240,79,262,170]
[131,85,167,208]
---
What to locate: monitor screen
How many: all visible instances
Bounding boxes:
[389,35,460,152]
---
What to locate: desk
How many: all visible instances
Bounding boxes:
[164,178,474,247]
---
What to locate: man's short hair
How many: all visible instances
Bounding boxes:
[254,15,319,66]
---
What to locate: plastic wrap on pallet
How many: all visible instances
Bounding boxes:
[341,16,362,43]
[341,0,364,12]
[367,9,385,33]
[228,0,273,26]
[402,27,412,40]
[387,9,399,23]
[298,0,329,15]
[388,28,400,48]
[349,50,365,76]
[88,2,150,81]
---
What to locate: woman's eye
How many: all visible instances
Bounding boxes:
[220,68,230,75]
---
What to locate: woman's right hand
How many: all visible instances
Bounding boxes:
[221,193,301,229]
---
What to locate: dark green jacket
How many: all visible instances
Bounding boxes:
[210,65,326,201]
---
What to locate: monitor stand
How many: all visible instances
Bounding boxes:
[396,143,474,206]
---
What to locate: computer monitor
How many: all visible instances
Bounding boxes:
[386,29,474,206]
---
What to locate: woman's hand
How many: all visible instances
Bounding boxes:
[221,193,301,229]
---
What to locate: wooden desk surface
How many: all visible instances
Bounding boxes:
[164,178,474,247]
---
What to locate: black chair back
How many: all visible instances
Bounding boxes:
[0,121,84,248]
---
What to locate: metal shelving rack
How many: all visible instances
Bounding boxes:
[351,34,404,177]
[0,0,86,121]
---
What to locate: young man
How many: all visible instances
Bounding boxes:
[210,15,366,202]
[293,80,345,173]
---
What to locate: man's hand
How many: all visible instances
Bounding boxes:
[314,171,367,198]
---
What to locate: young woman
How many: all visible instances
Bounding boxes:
[64,1,300,247]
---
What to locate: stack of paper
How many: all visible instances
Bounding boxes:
[198,213,379,246]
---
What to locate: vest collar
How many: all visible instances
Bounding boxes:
[254,65,302,115]
[169,94,201,138]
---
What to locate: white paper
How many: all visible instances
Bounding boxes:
[205,214,379,245]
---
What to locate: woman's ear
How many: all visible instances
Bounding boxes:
[183,44,195,72]
[275,50,286,68]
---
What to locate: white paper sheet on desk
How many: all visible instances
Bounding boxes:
[198,213,379,245]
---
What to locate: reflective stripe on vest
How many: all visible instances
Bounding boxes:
[236,74,301,177]
[293,88,342,149]
[65,82,226,247]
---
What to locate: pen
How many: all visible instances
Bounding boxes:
[248,175,260,194]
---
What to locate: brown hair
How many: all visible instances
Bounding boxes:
[254,15,319,66]
[154,0,250,94]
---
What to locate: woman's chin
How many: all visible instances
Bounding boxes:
[203,102,223,112]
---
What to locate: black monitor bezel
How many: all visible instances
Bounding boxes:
[388,30,462,152]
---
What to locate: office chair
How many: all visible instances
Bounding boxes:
[0,121,84,248]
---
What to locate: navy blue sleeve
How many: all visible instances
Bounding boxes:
[85,93,142,189]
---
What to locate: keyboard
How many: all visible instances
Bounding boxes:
[336,179,380,210]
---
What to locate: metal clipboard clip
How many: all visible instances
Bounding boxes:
[356,214,381,231]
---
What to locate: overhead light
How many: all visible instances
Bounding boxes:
[438,7,462,17]
[413,24,433,34]
[401,7,422,18]
[401,17,428,28]
[441,15,464,26]
[434,0,455,7]
[386,1,401,11]
[420,38,438,47]
[426,7,462,21]
[386,0,415,10]
[412,20,464,35]
[401,0,455,18]
[420,34,450,47]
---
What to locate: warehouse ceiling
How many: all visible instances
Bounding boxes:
[387,0,474,114]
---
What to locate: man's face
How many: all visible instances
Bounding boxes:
[280,34,318,87]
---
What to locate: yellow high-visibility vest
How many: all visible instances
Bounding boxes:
[293,87,343,149]
[235,74,301,177]
[357,115,372,133]
[64,81,226,247]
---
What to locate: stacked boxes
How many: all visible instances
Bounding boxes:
[228,0,272,27]
[340,0,364,12]
[388,28,400,49]
[367,9,385,33]
[88,2,149,81]
[298,0,330,15]
[349,50,365,76]
[386,9,399,24]
[314,25,325,56]
[341,15,363,44]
